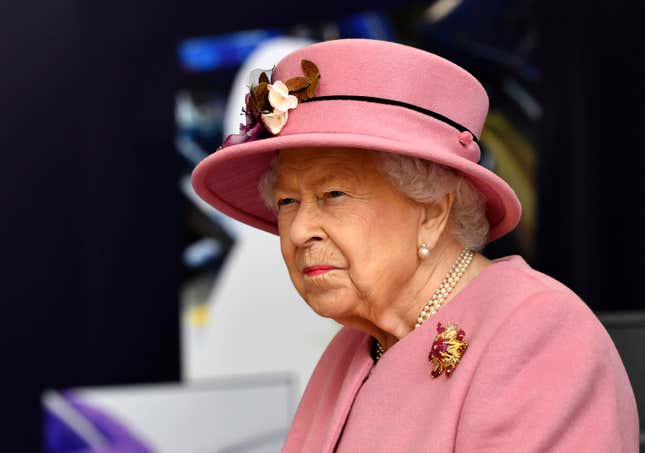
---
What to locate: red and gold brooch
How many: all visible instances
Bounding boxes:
[429,322,468,378]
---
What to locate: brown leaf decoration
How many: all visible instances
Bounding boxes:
[301,59,319,79]
[292,91,310,102]
[246,93,257,113]
[253,81,267,98]
[253,82,270,111]
[305,76,319,99]
[285,76,310,92]
[258,71,269,84]
[258,98,270,112]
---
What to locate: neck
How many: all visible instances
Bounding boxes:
[362,241,486,352]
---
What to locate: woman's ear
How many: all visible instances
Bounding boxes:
[418,192,455,249]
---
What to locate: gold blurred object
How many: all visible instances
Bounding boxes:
[424,0,463,23]
[187,303,211,328]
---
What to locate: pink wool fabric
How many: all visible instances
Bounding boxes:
[282,255,639,452]
[191,38,521,243]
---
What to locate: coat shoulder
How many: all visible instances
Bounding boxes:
[454,258,640,452]
[476,256,601,331]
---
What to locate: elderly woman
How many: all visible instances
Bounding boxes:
[192,38,639,452]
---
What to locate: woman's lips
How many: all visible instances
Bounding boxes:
[303,265,340,277]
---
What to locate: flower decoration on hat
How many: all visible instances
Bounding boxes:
[217,59,321,150]
[429,322,468,378]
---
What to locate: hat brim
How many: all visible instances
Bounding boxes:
[191,132,521,244]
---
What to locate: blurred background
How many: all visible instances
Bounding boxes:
[1,0,643,451]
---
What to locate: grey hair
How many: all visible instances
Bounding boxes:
[258,151,490,251]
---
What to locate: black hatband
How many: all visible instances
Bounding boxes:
[301,94,479,144]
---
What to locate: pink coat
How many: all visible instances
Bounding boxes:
[282,255,639,452]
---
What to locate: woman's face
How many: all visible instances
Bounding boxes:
[273,147,425,324]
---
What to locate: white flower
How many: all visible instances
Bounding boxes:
[260,80,298,134]
[267,80,298,113]
[261,109,289,134]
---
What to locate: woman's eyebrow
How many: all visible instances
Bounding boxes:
[274,169,360,193]
[311,172,358,187]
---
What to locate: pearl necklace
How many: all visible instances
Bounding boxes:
[373,248,474,362]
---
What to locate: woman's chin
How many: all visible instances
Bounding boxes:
[303,292,354,320]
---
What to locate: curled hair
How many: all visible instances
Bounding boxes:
[258,150,489,251]
[258,154,279,214]
[375,153,489,251]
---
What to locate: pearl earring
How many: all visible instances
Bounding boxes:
[418,242,430,259]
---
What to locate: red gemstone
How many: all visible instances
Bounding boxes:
[436,322,445,333]
[431,339,447,358]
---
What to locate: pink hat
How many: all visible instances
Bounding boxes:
[191,38,522,243]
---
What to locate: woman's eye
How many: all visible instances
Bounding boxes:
[326,190,345,199]
[277,197,296,208]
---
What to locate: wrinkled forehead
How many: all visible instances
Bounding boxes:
[273,147,380,189]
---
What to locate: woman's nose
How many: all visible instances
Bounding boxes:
[288,200,325,246]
